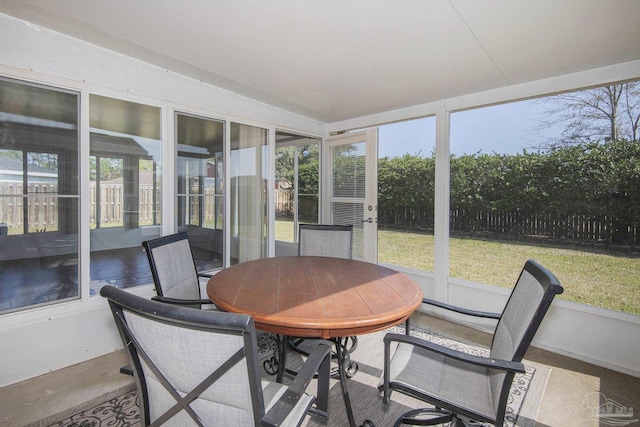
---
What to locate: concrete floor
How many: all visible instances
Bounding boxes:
[2,312,639,427]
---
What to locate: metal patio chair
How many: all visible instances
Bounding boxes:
[101,285,332,427]
[381,259,564,426]
[143,232,215,309]
[118,232,219,376]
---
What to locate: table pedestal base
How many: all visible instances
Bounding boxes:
[332,336,357,427]
[266,334,372,427]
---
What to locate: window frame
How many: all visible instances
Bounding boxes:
[274,132,321,244]
[0,76,81,314]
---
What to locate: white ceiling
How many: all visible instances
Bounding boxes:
[2,0,639,123]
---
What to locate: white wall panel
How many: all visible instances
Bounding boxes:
[0,305,119,387]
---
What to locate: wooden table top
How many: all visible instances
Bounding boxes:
[206,256,423,339]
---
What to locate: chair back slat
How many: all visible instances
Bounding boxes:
[298,224,353,259]
[143,232,201,301]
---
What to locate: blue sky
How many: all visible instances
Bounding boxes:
[378,98,556,158]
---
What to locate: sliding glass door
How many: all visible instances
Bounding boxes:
[274,131,321,243]
[89,94,162,294]
[230,122,268,264]
[176,112,225,272]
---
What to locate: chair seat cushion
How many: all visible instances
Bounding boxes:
[386,342,496,421]
[262,379,315,427]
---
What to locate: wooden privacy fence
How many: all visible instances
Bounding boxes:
[275,189,294,217]
[180,188,222,226]
[0,182,58,230]
[378,207,434,231]
[5,182,637,245]
[282,189,639,245]
[275,189,318,222]
[89,183,159,226]
[449,208,639,244]
[91,183,122,226]
[0,182,159,230]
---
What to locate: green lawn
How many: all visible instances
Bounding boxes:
[378,229,640,316]
[276,220,639,316]
[275,218,296,242]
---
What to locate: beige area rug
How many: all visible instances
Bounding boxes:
[26,326,550,427]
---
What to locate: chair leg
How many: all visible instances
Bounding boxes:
[393,408,453,426]
[288,336,359,378]
[119,364,133,376]
[288,337,309,355]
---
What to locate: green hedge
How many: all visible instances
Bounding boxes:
[378,140,640,245]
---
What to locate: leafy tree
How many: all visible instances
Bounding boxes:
[298,162,318,194]
[275,146,295,187]
[0,149,22,161]
[297,144,319,194]
[275,144,319,191]
[27,153,58,171]
[0,150,59,171]
[275,144,319,220]
[89,156,123,181]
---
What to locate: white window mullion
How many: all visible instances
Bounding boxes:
[434,101,450,305]
[163,107,175,236]
[80,89,91,300]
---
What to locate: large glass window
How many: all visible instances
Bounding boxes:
[89,94,162,294]
[377,117,436,270]
[0,78,79,313]
[176,113,224,272]
[449,81,640,315]
[230,122,267,264]
[275,131,320,242]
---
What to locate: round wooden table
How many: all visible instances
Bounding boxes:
[207,256,423,427]
[206,256,423,339]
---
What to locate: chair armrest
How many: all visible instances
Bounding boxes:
[261,342,332,427]
[197,271,214,278]
[151,296,213,306]
[384,333,525,373]
[422,297,501,320]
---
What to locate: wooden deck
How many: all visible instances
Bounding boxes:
[0,246,222,313]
